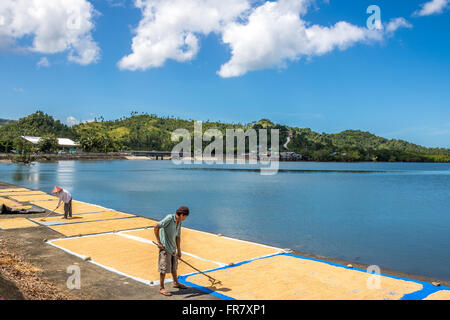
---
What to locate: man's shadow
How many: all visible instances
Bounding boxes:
[171,284,231,298]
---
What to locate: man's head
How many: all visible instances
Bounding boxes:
[52,186,62,194]
[175,206,189,222]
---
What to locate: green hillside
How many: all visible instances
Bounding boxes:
[0,111,449,162]
[0,118,13,126]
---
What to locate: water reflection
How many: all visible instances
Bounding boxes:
[56,161,76,191]
[12,163,40,184]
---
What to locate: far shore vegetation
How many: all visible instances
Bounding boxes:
[0,111,449,163]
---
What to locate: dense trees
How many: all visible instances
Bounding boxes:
[0,111,449,162]
[37,134,59,153]
[285,128,450,162]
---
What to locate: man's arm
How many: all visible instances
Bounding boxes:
[176,236,181,258]
[154,225,164,250]
[55,197,62,209]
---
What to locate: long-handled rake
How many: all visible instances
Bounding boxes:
[40,207,58,221]
[152,241,222,286]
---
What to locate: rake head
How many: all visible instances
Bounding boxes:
[208,278,222,286]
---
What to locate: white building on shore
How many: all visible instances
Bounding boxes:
[20,136,79,151]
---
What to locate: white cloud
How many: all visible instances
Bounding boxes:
[66,116,96,126]
[218,1,408,78]
[0,0,100,65]
[118,0,251,71]
[385,17,413,36]
[66,116,80,126]
[118,0,413,77]
[414,0,449,16]
[37,57,50,68]
[13,87,24,93]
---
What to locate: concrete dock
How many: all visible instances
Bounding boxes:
[1,182,449,300]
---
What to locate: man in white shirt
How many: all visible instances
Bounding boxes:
[52,186,72,219]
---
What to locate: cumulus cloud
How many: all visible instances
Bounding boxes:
[119,0,412,77]
[66,116,95,126]
[218,0,409,78]
[414,0,449,16]
[66,116,81,126]
[385,17,413,36]
[37,57,50,68]
[118,0,251,71]
[0,0,100,65]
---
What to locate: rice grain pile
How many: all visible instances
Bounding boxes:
[0,240,81,300]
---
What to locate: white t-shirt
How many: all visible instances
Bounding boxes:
[57,189,72,207]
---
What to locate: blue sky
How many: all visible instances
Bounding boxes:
[1,0,449,148]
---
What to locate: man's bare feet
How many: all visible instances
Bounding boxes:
[159,288,172,296]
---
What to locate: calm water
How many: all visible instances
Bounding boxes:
[1,160,449,280]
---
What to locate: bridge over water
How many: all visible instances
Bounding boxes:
[124,150,174,160]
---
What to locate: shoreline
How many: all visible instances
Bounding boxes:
[0,181,449,300]
[2,153,450,163]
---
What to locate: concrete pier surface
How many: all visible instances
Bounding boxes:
[1,181,449,300]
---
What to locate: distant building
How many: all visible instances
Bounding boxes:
[21,136,79,151]
[280,152,302,161]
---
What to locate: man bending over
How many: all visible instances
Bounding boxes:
[51,186,72,219]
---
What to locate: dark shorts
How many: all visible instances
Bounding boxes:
[64,199,72,218]
[158,249,178,274]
